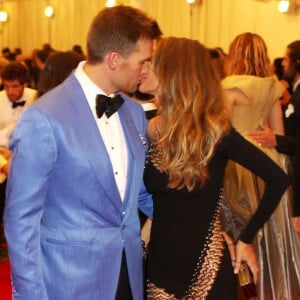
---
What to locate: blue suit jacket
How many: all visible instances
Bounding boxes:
[4,73,153,300]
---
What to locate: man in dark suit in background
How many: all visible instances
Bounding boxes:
[250,40,300,232]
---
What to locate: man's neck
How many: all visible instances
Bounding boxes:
[83,62,114,96]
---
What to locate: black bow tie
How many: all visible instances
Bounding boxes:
[95,94,124,118]
[12,100,26,109]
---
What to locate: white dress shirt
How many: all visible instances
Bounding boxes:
[0,87,38,130]
[74,61,128,201]
[0,87,38,148]
[293,78,300,92]
[140,101,156,112]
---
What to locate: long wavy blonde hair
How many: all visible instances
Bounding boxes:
[224,32,273,77]
[152,37,231,191]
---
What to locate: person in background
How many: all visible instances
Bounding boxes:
[72,44,86,59]
[38,50,85,95]
[4,5,162,300]
[209,47,227,80]
[222,32,300,300]
[32,48,52,93]
[1,47,11,60]
[41,43,57,56]
[0,56,9,90]
[250,40,300,234]
[273,57,291,107]
[33,49,50,72]
[139,36,288,299]
[0,61,38,131]
[0,62,38,221]
[0,147,10,183]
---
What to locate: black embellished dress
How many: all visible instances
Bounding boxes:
[143,128,289,300]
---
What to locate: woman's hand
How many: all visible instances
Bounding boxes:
[234,240,259,284]
[141,218,152,246]
[249,124,277,148]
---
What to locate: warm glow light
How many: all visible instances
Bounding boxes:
[186,0,196,3]
[44,5,54,18]
[278,0,290,13]
[0,10,8,22]
[106,0,116,7]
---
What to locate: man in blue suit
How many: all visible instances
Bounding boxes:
[4,6,162,300]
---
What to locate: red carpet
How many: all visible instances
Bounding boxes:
[0,223,12,300]
[0,222,245,300]
[0,259,11,300]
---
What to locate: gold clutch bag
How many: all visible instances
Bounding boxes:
[237,263,257,299]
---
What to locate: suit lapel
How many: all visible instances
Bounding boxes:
[117,98,145,207]
[63,78,146,213]
[64,75,123,212]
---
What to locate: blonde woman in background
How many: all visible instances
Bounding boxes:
[222,32,300,299]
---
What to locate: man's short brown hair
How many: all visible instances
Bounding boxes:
[86,5,162,64]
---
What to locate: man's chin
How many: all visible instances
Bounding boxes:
[137,83,146,94]
[125,86,138,95]
[283,69,296,83]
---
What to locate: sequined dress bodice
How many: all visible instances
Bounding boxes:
[143,128,288,299]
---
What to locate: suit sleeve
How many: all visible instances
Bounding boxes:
[137,107,153,218]
[276,95,300,215]
[275,134,298,155]
[293,156,300,216]
[137,182,153,219]
[275,134,300,215]
[4,107,56,300]
[125,97,153,218]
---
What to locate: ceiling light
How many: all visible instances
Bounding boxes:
[106,0,116,7]
[44,5,54,18]
[0,10,8,22]
[278,0,290,12]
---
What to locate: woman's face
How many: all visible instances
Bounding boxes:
[138,65,159,96]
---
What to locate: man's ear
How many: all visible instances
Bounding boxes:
[107,52,120,71]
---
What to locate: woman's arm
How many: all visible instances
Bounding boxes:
[224,129,289,276]
[267,99,284,135]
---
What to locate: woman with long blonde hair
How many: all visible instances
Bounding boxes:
[222,32,300,299]
[140,37,288,299]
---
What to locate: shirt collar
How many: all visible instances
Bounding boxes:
[293,78,300,92]
[74,61,120,119]
[74,61,109,119]
[141,101,157,111]
[74,61,105,98]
